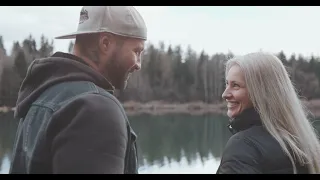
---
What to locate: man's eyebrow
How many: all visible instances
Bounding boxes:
[134,46,144,52]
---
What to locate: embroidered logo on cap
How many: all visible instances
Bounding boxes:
[79,9,89,24]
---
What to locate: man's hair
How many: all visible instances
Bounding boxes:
[225,52,320,173]
[75,33,101,63]
[75,33,100,48]
[74,32,127,64]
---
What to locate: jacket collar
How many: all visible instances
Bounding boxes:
[227,107,262,134]
[15,52,116,119]
[52,52,115,94]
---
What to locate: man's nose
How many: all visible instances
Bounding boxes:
[135,62,141,71]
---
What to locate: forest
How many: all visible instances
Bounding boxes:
[0,34,319,107]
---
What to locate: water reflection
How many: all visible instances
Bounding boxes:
[129,113,232,173]
[0,112,232,174]
[0,112,19,174]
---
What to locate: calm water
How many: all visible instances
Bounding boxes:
[0,112,231,174]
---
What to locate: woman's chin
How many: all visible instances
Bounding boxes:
[227,110,239,119]
[227,111,234,118]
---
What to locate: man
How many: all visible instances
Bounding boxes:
[9,6,147,174]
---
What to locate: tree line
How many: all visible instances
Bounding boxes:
[0,34,320,106]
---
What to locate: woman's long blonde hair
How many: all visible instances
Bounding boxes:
[225,52,320,173]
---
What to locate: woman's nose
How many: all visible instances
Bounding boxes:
[222,88,230,100]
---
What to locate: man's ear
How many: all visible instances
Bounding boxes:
[99,34,112,55]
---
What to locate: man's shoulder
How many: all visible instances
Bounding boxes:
[40,81,128,131]
[35,81,119,111]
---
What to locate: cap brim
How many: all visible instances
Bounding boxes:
[55,33,77,39]
[55,31,97,39]
[55,30,147,40]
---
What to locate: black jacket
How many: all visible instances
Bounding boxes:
[216,108,309,174]
[9,52,138,174]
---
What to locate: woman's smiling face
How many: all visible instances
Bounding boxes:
[222,64,253,118]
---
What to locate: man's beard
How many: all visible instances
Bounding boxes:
[104,54,128,90]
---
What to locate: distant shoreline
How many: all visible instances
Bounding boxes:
[0,101,227,116]
[2,99,320,117]
[122,101,227,116]
[122,100,320,117]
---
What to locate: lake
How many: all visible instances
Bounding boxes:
[0,111,232,174]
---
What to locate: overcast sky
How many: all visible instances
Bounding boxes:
[0,6,320,58]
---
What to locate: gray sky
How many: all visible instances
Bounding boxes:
[1,6,320,58]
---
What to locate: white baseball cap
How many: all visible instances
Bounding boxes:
[55,6,147,40]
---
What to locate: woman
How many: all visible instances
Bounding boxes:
[216,52,320,174]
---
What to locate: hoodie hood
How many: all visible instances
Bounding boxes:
[15,52,115,119]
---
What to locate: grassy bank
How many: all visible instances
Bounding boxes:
[2,99,320,117]
[0,106,14,113]
[122,100,320,117]
[0,101,227,115]
[123,101,227,116]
